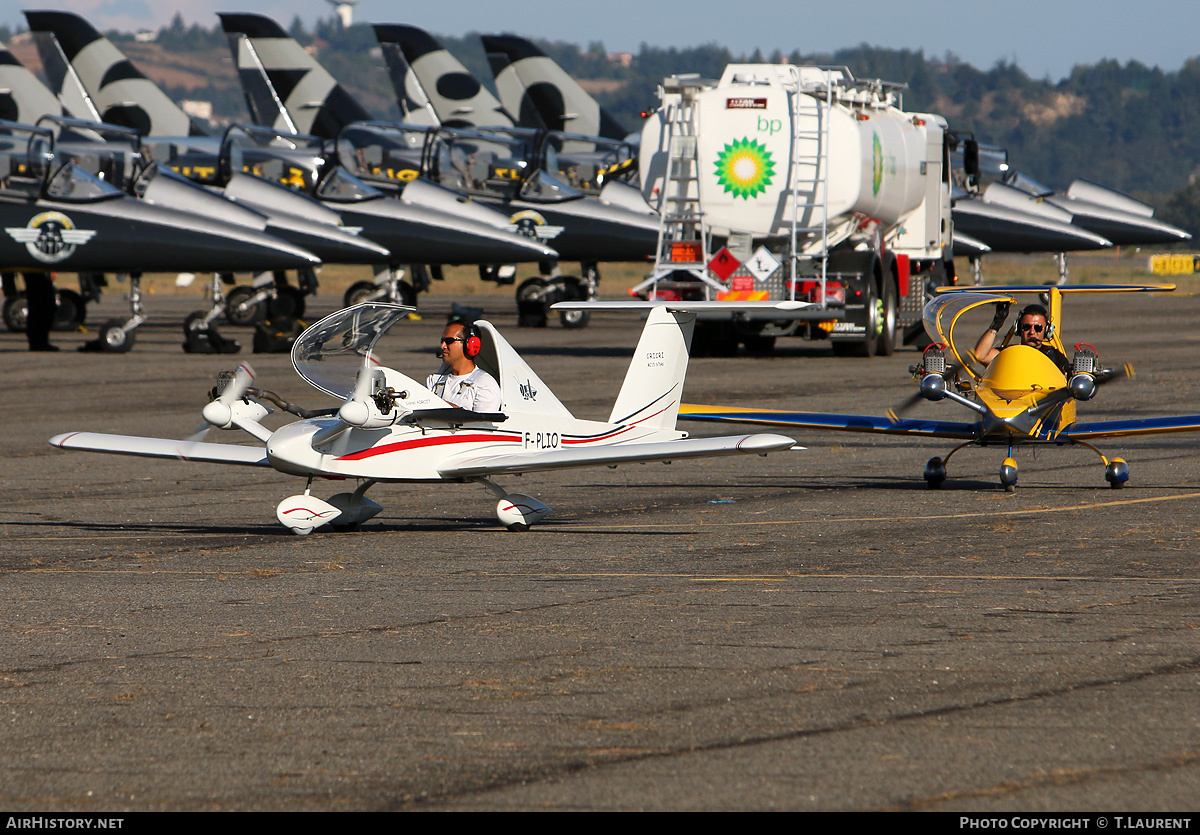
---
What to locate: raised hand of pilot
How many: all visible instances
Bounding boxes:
[990,301,1010,331]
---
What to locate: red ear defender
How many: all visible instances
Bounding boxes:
[464,324,481,357]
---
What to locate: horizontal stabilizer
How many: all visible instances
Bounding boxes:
[1064,416,1200,440]
[438,433,797,478]
[680,405,979,440]
[50,432,269,466]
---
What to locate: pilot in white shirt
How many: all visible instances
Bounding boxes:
[426,322,502,412]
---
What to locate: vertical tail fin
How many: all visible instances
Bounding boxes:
[0,43,63,123]
[24,10,201,136]
[218,12,372,139]
[372,24,514,129]
[481,35,628,139]
[608,307,695,430]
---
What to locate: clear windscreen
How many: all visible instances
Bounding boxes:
[291,303,414,397]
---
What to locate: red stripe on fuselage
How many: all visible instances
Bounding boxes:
[336,432,521,461]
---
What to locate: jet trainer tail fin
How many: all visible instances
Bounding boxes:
[608,307,694,430]
[481,34,628,139]
[0,42,63,123]
[24,10,202,136]
[218,12,372,139]
[373,24,514,129]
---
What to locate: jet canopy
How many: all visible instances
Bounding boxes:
[336,121,582,203]
[538,131,638,193]
[0,120,123,203]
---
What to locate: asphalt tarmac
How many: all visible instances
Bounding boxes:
[2,288,1199,811]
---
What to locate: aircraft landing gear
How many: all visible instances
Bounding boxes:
[1074,439,1130,489]
[2,288,87,333]
[516,263,598,328]
[80,273,146,353]
[1000,457,1019,492]
[276,480,381,534]
[924,456,947,488]
[226,269,316,325]
[477,477,551,530]
[343,264,417,309]
[1105,458,1129,488]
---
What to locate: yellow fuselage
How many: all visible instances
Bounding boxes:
[976,345,1075,436]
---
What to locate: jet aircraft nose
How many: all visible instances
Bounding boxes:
[340,199,559,264]
[262,212,393,264]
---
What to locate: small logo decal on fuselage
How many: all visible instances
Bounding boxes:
[6,212,97,264]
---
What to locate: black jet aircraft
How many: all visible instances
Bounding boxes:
[220,13,660,328]
[0,120,320,351]
[22,9,560,315]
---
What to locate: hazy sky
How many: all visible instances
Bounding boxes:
[4,0,1196,83]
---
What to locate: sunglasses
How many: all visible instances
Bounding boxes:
[1019,322,1045,333]
[440,336,463,345]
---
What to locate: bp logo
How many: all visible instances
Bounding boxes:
[714,137,776,199]
[509,210,563,241]
[872,133,883,196]
[5,212,97,264]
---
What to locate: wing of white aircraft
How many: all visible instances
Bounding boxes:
[50,432,269,466]
[438,433,797,478]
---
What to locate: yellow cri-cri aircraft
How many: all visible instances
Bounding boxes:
[681,285,1200,491]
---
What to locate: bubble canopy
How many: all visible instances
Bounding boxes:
[291,303,414,398]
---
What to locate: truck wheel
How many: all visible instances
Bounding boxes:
[742,333,776,355]
[835,281,878,357]
[876,279,897,356]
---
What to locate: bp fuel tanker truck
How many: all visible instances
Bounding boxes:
[636,64,956,355]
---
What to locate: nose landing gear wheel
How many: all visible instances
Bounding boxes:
[99,319,135,353]
[1000,457,1018,492]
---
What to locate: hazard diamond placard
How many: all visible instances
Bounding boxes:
[745,246,781,282]
[707,247,741,281]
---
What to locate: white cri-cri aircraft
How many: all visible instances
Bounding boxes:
[50,302,798,533]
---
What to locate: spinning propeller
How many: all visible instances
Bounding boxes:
[177,364,271,457]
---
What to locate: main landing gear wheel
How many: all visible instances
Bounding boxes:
[496,494,551,531]
[924,457,947,489]
[556,276,590,329]
[225,286,265,326]
[3,291,86,332]
[1105,458,1129,488]
[516,277,549,327]
[182,311,240,354]
[1000,457,1019,493]
[269,285,306,321]
[3,294,27,333]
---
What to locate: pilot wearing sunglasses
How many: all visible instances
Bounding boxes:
[427,321,502,412]
[975,302,1071,374]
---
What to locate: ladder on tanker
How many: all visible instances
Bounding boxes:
[638,77,725,297]
[787,67,834,298]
